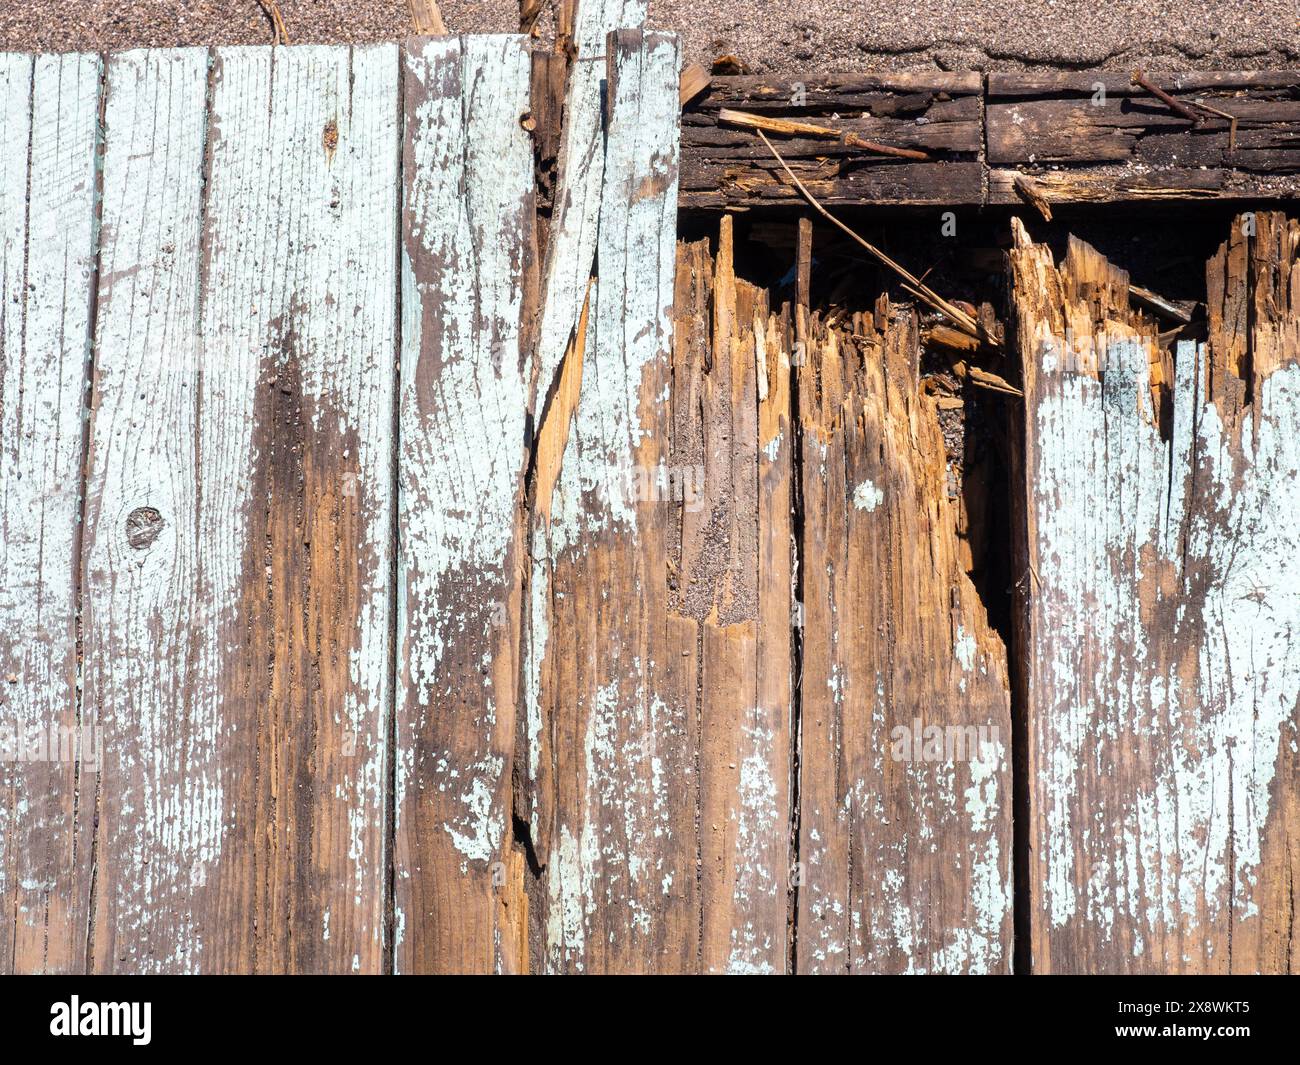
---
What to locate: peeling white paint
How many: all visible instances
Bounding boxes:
[1031,333,1300,960]
[852,479,884,512]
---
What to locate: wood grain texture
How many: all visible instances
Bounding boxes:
[1012,213,1300,973]
[531,0,646,411]
[988,72,1300,204]
[207,42,399,975]
[672,222,795,973]
[795,296,1013,974]
[531,29,696,973]
[395,34,536,975]
[83,44,399,974]
[0,51,101,974]
[81,46,214,974]
[681,73,984,209]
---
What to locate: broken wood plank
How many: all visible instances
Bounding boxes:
[531,28,697,974]
[988,71,1300,204]
[1011,212,1300,973]
[681,73,983,208]
[396,34,536,975]
[531,0,647,412]
[83,44,400,973]
[0,51,101,974]
[673,220,795,973]
[796,296,1014,973]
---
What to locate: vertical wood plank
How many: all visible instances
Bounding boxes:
[0,52,101,974]
[1013,214,1300,973]
[81,47,213,973]
[83,44,399,973]
[396,35,536,975]
[673,222,795,974]
[206,42,400,975]
[531,0,646,407]
[796,300,1014,973]
[533,29,695,973]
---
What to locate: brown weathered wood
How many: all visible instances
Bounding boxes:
[988,71,1300,205]
[796,296,1014,973]
[1012,212,1300,973]
[396,35,536,975]
[717,108,931,160]
[674,221,795,973]
[681,73,983,208]
[531,28,695,974]
[407,0,448,35]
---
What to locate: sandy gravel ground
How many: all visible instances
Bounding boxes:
[1,0,1297,73]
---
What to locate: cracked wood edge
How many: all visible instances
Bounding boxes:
[83,45,399,973]
[532,29,695,974]
[529,0,646,415]
[674,220,795,973]
[796,298,1014,974]
[396,35,535,975]
[1012,213,1300,973]
[0,51,100,974]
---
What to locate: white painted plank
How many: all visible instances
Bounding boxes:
[531,0,647,409]
[83,44,399,974]
[198,42,399,973]
[1017,221,1300,972]
[81,47,212,974]
[0,51,101,974]
[536,28,692,975]
[396,34,535,974]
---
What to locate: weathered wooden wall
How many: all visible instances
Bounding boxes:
[2,33,1297,975]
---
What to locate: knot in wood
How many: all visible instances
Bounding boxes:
[126,506,165,550]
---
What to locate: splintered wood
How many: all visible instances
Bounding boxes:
[1012,212,1300,973]
[673,222,795,973]
[797,294,1013,973]
[528,29,699,974]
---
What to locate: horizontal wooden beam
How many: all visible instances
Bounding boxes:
[680,70,1300,210]
[680,73,984,208]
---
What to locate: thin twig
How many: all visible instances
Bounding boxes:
[754,129,980,338]
[1193,98,1239,151]
[722,108,930,161]
[257,0,290,45]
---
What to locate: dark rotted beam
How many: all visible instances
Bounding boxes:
[679,73,985,208]
[987,71,1300,206]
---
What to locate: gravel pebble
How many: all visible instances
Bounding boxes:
[1,1,1297,74]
